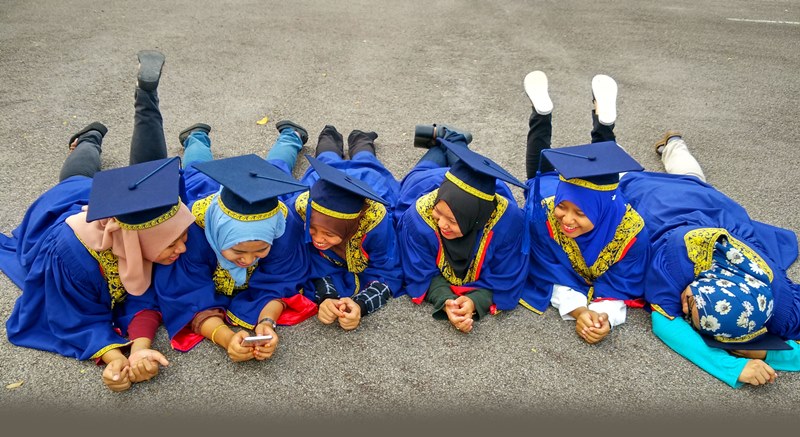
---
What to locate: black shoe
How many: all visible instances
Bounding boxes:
[137,50,165,91]
[439,124,473,145]
[178,123,212,146]
[68,122,108,147]
[276,120,309,145]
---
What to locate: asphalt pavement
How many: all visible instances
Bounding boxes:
[1,0,799,431]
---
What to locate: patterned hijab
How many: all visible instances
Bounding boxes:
[204,190,286,286]
[690,238,773,344]
[554,177,627,266]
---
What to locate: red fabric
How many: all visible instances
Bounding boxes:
[127,310,162,341]
[275,294,318,325]
[472,230,493,281]
[449,285,477,296]
[360,234,369,260]
[412,293,426,305]
[489,304,498,315]
[546,220,555,239]
[170,325,206,352]
[592,297,647,309]
[617,236,637,262]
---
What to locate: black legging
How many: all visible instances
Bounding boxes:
[59,86,168,181]
[525,109,615,179]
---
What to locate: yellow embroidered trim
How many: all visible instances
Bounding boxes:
[713,326,769,344]
[544,196,644,284]
[192,195,214,227]
[311,200,361,220]
[117,202,181,230]
[218,196,286,222]
[445,171,494,201]
[298,191,384,295]
[74,235,127,309]
[518,299,544,315]
[558,175,618,192]
[295,191,310,217]
[226,310,254,330]
[683,228,773,282]
[212,264,257,296]
[90,342,131,360]
[651,304,674,319]
[416,189,507,285]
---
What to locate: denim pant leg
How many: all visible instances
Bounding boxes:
[590,111,616,144]
[59,131,103,181]
[266,129,304,170]
[129,88,167,165]
[526,110,554,179]
[441,130,471,167]
[183,131,213,167]
[417,144,448,168]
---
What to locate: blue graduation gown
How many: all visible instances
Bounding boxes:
[618,171,800,339]
[293,153,403,298]
[154,163,312,351]
[394,162,526,311]
[3,176,152,360]
[520,173,650,313]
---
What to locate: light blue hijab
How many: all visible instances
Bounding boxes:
[204,190,286,286]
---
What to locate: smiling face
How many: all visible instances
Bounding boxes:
[153,231,189,265]
[553,200,595,238]
[309,223,343,251]
[432,200,463,239]
[220,240,271,268]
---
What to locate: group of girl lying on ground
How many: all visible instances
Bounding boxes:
[2,51,798,392]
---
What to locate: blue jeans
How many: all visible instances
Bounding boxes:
[417,129,470,168]
[182,131,213,166]
[266,129,304,170]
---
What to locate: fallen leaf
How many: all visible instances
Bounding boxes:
[6,381,24,389]
[256,116,269,125]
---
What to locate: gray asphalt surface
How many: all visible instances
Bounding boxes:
[1,0,799,429]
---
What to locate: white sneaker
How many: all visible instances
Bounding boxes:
[591,74,617,126]
[523,71,553,116]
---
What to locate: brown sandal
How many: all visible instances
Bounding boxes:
[654,130,682,156]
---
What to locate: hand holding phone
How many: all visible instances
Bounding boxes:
[241,334,273,347]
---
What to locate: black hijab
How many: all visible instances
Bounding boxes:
[435,179,496,279]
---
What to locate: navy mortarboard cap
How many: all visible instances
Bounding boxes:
[193,154,308,219]
[700,330,791,351]
[542,141,643,187]
[439,138,526,200]
[306,154,388,219]
[87,157,183,228]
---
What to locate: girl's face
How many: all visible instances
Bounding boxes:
[309,223,343,251]
[154,231,189,265]
[432,200,463,239]
[221,240,271,268]
[553,200,595,238]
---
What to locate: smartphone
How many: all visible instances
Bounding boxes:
[241,334,273,347]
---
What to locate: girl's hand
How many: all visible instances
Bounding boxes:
[337,298,361,331]
[252,324,279,361]
[227,330,255,362]
[102,356,132,392]
[128,348,169,383]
